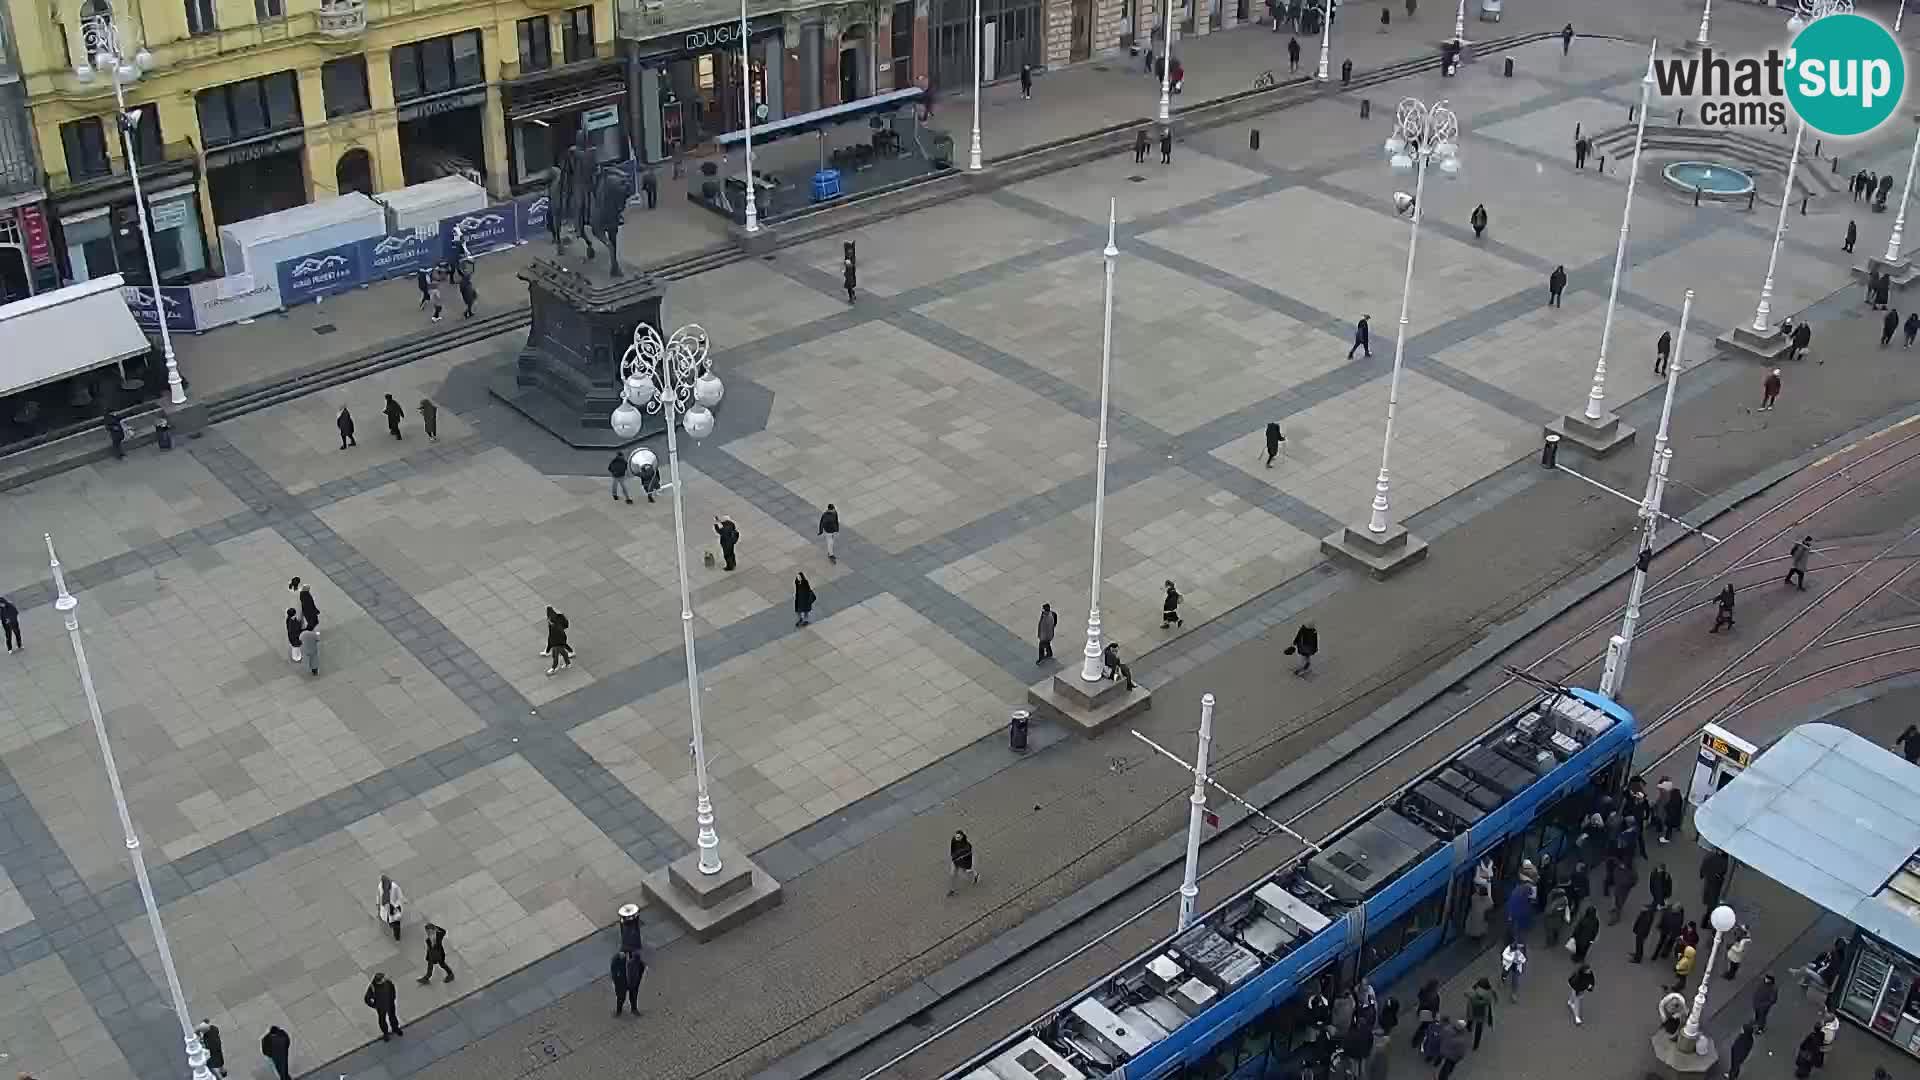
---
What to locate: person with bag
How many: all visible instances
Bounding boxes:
[364,972,403,1040]
[1569,905,1601,963]
[946,829,979,894]
[1161,581,1183,629]
[1500,941,1527,1002]
[377,874,405,940]
[1411,978,1441,1050]
[1630,903,1657,963]
[1286,622,1319,675]
[611,948,645,1016]
[1565,964,1595,1025]
[417,922,453,983]
[1541,886,1571,947]
[545,606,574,674]
[818,503,840,563]
[285,608,304,665]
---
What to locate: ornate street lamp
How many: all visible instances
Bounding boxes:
[612,324,728,874]
[1886,118,1920,263]
[739,0,759,232]
[1078,201,1121,685]
[1315,0,1333,82]
[1158,0,1175,122]
[969,0,985,169]
[74,9,186,407]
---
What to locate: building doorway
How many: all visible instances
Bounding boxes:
[1072,0,1093,59]
[839,24,869,103]
[335,148,374,196]
[891,1,915,87]
[399,105,488,186]
[0,217,30,302]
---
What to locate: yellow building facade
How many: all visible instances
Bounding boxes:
[12,0,617,280]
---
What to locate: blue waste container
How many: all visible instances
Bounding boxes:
[812,169,842,202]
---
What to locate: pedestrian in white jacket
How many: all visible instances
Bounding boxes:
[378,874,405,941]
[1500,941,1527,1002]
[1723,925,1751,980]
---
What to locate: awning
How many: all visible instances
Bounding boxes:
[0,274,150,397]
[1695,722,1920,957]
[716,87,924,148]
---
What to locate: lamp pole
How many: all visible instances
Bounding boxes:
[968,0,984,170]
[1694,0,1713,47]
[1158,0,1174,123]
[79,12,184,407]
[740,0,759,232]
[1366,98,1461,535]
[1681,906,1739,1051]
[1886,118,1920,263]
[1177,693,1215,931]
[1450,0,1467,46]
[48,535,216,1080]
[614,326,728,873]
[1604,289,1691,698]
[1079,200,1120,684]
[1582,41,1657,424]
[1315,0,1332,81]
[1752,0,1851,332]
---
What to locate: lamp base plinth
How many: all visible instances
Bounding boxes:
[1649,1031,1720,1078]
[1320,522,1429,579]
[1548,411,1637,457]
[1716,323,1794,364]
[1857,255,1920,290]
[641,842,783,942]
[1027,671,1152,733]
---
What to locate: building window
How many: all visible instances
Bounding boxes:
[185,0,216,35]
[61,117,111,180]
[321,55,370,117]
[128,106,164,166]
[517,16,551,73]
[195,71,302,147]
[255,0,282,20]
[391,30,484,101]
[562,6,593,63]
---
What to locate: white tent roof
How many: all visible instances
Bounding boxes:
[0,275,150,397]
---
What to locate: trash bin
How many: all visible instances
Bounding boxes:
[1249,128,1261,151]
[617,903,643,950]
[1009,709,1030,752]
[1503,56,1514,77]
[155,419,173,451]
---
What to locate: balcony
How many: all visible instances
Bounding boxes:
[315,0,367,38]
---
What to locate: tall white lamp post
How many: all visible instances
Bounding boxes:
[1158,0,1175,123]
[1751,0,1852,333]
[612,325,728,874]
[1885,118,1920,263]
[1079,201,1121,685]
[1177,693,1215,930]
[75,11,185,407]
[1680,906,1739,1051]
[1450,0,1468,46]
[969,0,984,170]
[740,0,759,232]
[48,534,216,1080]
[1315,0,1332,81]
[1364,98,1461,536]
[1694,0,1714,48]
[1603,289,1692,698]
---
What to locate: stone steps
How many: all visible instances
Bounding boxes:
[1586,124,1842,198]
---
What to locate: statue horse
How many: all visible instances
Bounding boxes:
[589,167,633,278]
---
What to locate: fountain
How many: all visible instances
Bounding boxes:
[1663,161,1757,201]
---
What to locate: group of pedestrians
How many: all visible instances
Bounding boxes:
[335,396,440,448]
[414,262,479,323]
[283,577,322,676]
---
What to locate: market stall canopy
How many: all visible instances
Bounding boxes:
[0,275,149,398]
[715,87,924,148]
[1696,722,1920,956]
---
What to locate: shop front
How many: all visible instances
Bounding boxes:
[198,71,311,227]
[392,30,492,187]
[50,150,209,288]
[629,15,785,162]
[0,201,56,301]
[929,0,1041,90]
[503,59,629,192]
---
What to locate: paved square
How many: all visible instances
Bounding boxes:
[788,195,1079,296]
[1004,148,1269,225]
[1432,301,1674,416]
[668,259,848,344]
[1478,96,1636,162]
[1629,229,1835,334]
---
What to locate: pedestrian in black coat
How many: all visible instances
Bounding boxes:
[794,572,816,627]
[1570,906,1601,962]
[1649,862,1673,907]
[0,595,18,653]
[337,405,357,448]
[197,1021,226,1077]
[1135,127,1150,163]
[640,168,658,209]
[1753,973,1779,1032]
[364,973,402,1040]
[1036,602,1057,663]
[1609,857,1638,922]
[1411,979,1442,1050]
[1630,903,1657,962]
[1548,265,1568,306]
[1264,420,1285,466]
[1653,902,1686,959]
[1159,129,1174,164]
[1560,22,1573,54]
[417,922,453,983]
[1905,313,1919,347]
[1713,583,1737,632]
[1794,1029,1823,1078]
[545,606,573,673]
[1288,36,1302,71]
[1020,63,1033,98]
[419,398,439,441]
[458,274,477,319]
[947,829,979,894]
[1349,314,1372,358]
[1845,220,1858,253]
[1727,1023,1755,1079]
[714,515,740,570]
[1883,308,1900,346]
[1701,849,1729,908]
[1564,859,1591,911]
[611,948,645,1015]
[1470,203,1488,238]
[416,267,434,309]
[1286,623,1318,674]
[261,1026,293,1080]
[297,582,320,631]
[1655,330,1672,374]
[384,394,405,439]
[843,255,857,304]
[285,608,305,665]
[1161,580,1183,628]
[106,413,127,459]
[1790,321,1813,361]
[818,503,840,562]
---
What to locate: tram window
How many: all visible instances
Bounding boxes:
[1362,891,1446,974]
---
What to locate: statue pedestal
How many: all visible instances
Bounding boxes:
[489,257,665,448]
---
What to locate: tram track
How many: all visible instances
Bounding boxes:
[775,425,1920,1080]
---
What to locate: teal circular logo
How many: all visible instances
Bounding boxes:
[1785,13,1905,137]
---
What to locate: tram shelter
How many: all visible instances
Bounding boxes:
[1694,723,1920,1059]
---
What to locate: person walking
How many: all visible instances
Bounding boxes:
[1020,63,1033,98]
[1656,782,1683,847]
[428,275,444,323]
[363,973,403,1041]
[1036,602,1057,663]
[1896,723,1920,763]
[1161,580,1183,629]
[1793,1028,1823,1079]
[1711,583,1737,633]
[1411,979,1442,1050]
[794,572,816,627]
[1630,903,1657,962]
[300,623,319,676]
[1726,1023,1756,1080]
[1654,330,1672,375]
[1265,420,1285,466]
[714,515,740,570]
[1786,536,1812,590]
[417,922,453,984]
[1701,848,1729,909]
[1844,220,1857,253]
[1569,905,1601,963]
[545,606,573,674]
[1500,940,1526,1002]
[818,503,840,563]
[384,394,405,439]
[105,413,126,459]
[946,829,978,894]
[0,596,18,653]
[416,267,434,309]
[377,874,405,940]
[1790,320,1813,361]
[1379,5,1390,29]
[1547,265,1567,307]
[1561,22,1574,54]
[1884,308,1901,346]
[285,609,304,665]
[1653,901,1686,959]
[1609,856,1638,923]
[261,1026,293,1080]
[1349,314,1372,358]
[611,947,645,1016]
[1573,137,1589,169]
[1289,35,1302,71]
[1565,964,1594,1025]
[1754,973,1779,1032]
[458,273,477,320]
[337,405,357,449]
[1723,924,1751,979]
[1906,312,1920,347]
[1159,127,1174,164]
[297,582,320,632]
[637,457,660,503]
[197,1021,226,1078]
[641,168,658,209]
[1435,1020,1468,1080]
[1470,203,1488,239]
[843,253,857,304]
[1135,127,1150,163]
[608,451,633,504]
[419,398,439,442]
[1287,622,1319,675]
[1464,978,1495,1049]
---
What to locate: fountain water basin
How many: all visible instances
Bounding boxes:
[1663,160,1757,200]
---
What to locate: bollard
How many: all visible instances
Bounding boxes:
[1009,709,1030,752]
[1361,98,1371,118]
[1342,58,1353,84]
[1694,188,1702,207]
[1504,56,1514,77]
[1250,127,1261,150]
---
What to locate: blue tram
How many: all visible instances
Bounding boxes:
[948,687,1638,1080]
